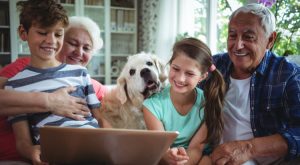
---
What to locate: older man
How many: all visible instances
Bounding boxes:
[208,3,300,165]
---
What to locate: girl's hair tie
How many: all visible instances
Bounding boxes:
[209,64,216,72]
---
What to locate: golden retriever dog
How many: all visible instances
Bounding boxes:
[100,52,168,129]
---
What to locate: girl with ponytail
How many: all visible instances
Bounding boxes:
[143,37,226,165]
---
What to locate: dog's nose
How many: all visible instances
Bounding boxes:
[140,68,151,78]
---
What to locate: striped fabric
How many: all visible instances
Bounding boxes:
[5,64,100,144]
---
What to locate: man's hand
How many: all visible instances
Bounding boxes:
[211,140,253,165]
[46,86,90,120]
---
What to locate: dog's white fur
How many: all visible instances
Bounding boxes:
[100,52,168,129]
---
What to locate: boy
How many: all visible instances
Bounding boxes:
[4,0,102,164]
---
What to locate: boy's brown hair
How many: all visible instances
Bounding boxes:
[17,0,69,32]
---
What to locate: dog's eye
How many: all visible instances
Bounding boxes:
[146,61,153,66]
[129,69,136,76]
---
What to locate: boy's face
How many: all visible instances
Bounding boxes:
[19,22,64,67]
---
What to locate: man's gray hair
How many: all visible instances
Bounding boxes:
[66,16,103,54]
[230,3,276,37]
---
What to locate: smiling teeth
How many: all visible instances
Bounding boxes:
[235,53,247,56]
[43,48,54,52]
[175,82,185,87]
[69,57,81,62]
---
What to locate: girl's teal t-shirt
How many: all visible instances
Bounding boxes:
[143,85,205,149]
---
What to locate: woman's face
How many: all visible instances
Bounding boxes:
[58,27,93,66]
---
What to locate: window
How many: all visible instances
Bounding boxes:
[190,0,300,55]
[193,0,208,43]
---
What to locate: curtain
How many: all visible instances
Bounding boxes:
[138,0,179,63]
[137,0,160,54]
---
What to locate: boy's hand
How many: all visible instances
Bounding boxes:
[162,147,189,165]
[47,86,90,120]
[31,145,48,165]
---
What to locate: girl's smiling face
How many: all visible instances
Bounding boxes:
[169,52,206,94]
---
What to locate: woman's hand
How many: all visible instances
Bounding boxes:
[47,86,90,120]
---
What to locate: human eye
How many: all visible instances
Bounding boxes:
[171,65,179,72]
[243,34,255,41]
[186,72,195,77]
[55,32,63,38]
[228,33,236,40]
[83,46,92,52]
[37,31,47,36]
[67,41,77,47]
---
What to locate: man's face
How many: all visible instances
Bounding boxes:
[227,12,275,78]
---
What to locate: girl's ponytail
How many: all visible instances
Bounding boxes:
[203,68,226,148]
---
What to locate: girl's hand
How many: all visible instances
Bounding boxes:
[31,145,49,165]
[162,147,189,165]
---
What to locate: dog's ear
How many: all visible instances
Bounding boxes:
[151,55,168,85]
[116,77,127,104]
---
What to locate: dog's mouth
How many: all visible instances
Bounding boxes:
[142,80,160,99]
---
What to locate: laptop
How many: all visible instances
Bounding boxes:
[39,126,179,165]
